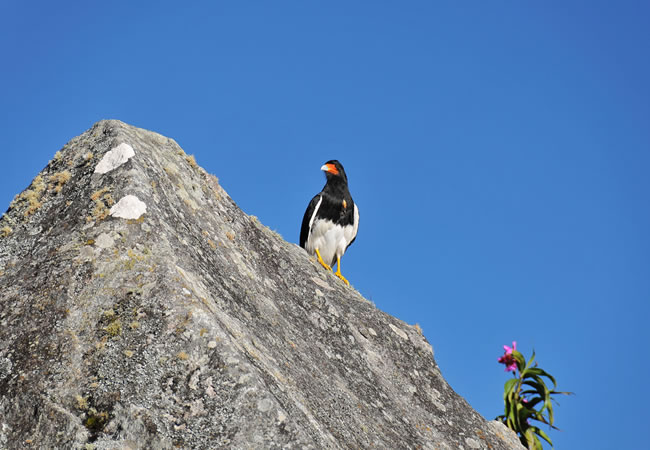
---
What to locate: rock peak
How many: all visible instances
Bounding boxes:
[0,121,522,449]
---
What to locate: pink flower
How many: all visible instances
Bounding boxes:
[498,341,518,372]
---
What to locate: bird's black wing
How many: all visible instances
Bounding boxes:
[300,194,321,248]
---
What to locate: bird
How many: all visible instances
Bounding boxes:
[300,160,359,285]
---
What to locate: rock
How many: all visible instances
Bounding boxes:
[0,120,523,449]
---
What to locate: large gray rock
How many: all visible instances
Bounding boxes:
[0,121,522,449]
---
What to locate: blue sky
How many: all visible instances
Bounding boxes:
[2,2,649,448]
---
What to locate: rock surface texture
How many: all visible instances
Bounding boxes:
[0,121,522,449]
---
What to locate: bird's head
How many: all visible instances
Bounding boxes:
[321,160,348,184]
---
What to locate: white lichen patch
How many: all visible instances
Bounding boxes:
[94,233,115,249]
[312,277,334,291]
[109,195,147,220]
[94,143,135,174]
[389,323,408,340]
[77,246,95,262]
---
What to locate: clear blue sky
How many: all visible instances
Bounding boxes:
[2,2,649,448]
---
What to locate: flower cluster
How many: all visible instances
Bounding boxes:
[497,341,518,372]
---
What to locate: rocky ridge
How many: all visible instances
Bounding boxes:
[0,120,522,449]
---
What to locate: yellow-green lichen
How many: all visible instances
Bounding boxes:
[12,175,46,218]
[84,410,108,431]
[87,188,114,223]
[126,215,145,225]
[104,319,122,337]
[207,174,222,201]
[0,226,11,238]
[75,395,88,410]
[174,311,193,335]
[185,154,198,169]
[123,248,146,270]
[95,337,108,350]
[90,187,110,201]
[88,200,107,221]
[49,171,72,194]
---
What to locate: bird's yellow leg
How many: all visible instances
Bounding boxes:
[334,255,350,285]
[315,248,332,271]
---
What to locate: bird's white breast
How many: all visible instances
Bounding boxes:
[306,203,359,267]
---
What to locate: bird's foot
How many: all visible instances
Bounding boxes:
[335,270,350,285]
[315,249,332,271]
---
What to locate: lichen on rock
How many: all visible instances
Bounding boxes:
[94,142,135,174]
[109,195,147,220]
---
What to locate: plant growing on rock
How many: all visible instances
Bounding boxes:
[495,342,572,449]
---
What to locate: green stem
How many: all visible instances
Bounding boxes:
[513,368,528,435]
[514,370,523,403]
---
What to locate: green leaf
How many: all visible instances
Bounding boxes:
[525,428,543,450]
[522,380,546,400]
[525,397,543,409]
[529,375,550,394]
[513,350,526,372]
[521,380,542,389]
[550,390,573,397]
[532,411,550,425]
[517,406,535,427]
[503,389,515,405]
[536,367,558,389]
[512,402,523,431]
[519,390,539,399]
[522,367,543,378]
[531,426,554,446]
[546,398,554,425]
[516,401,539,432]
[507,412,516,431]
[507,402,517,429]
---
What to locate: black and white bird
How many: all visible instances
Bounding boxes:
[300,160,359,285]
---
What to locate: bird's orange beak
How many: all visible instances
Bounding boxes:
[321,163,339,175]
